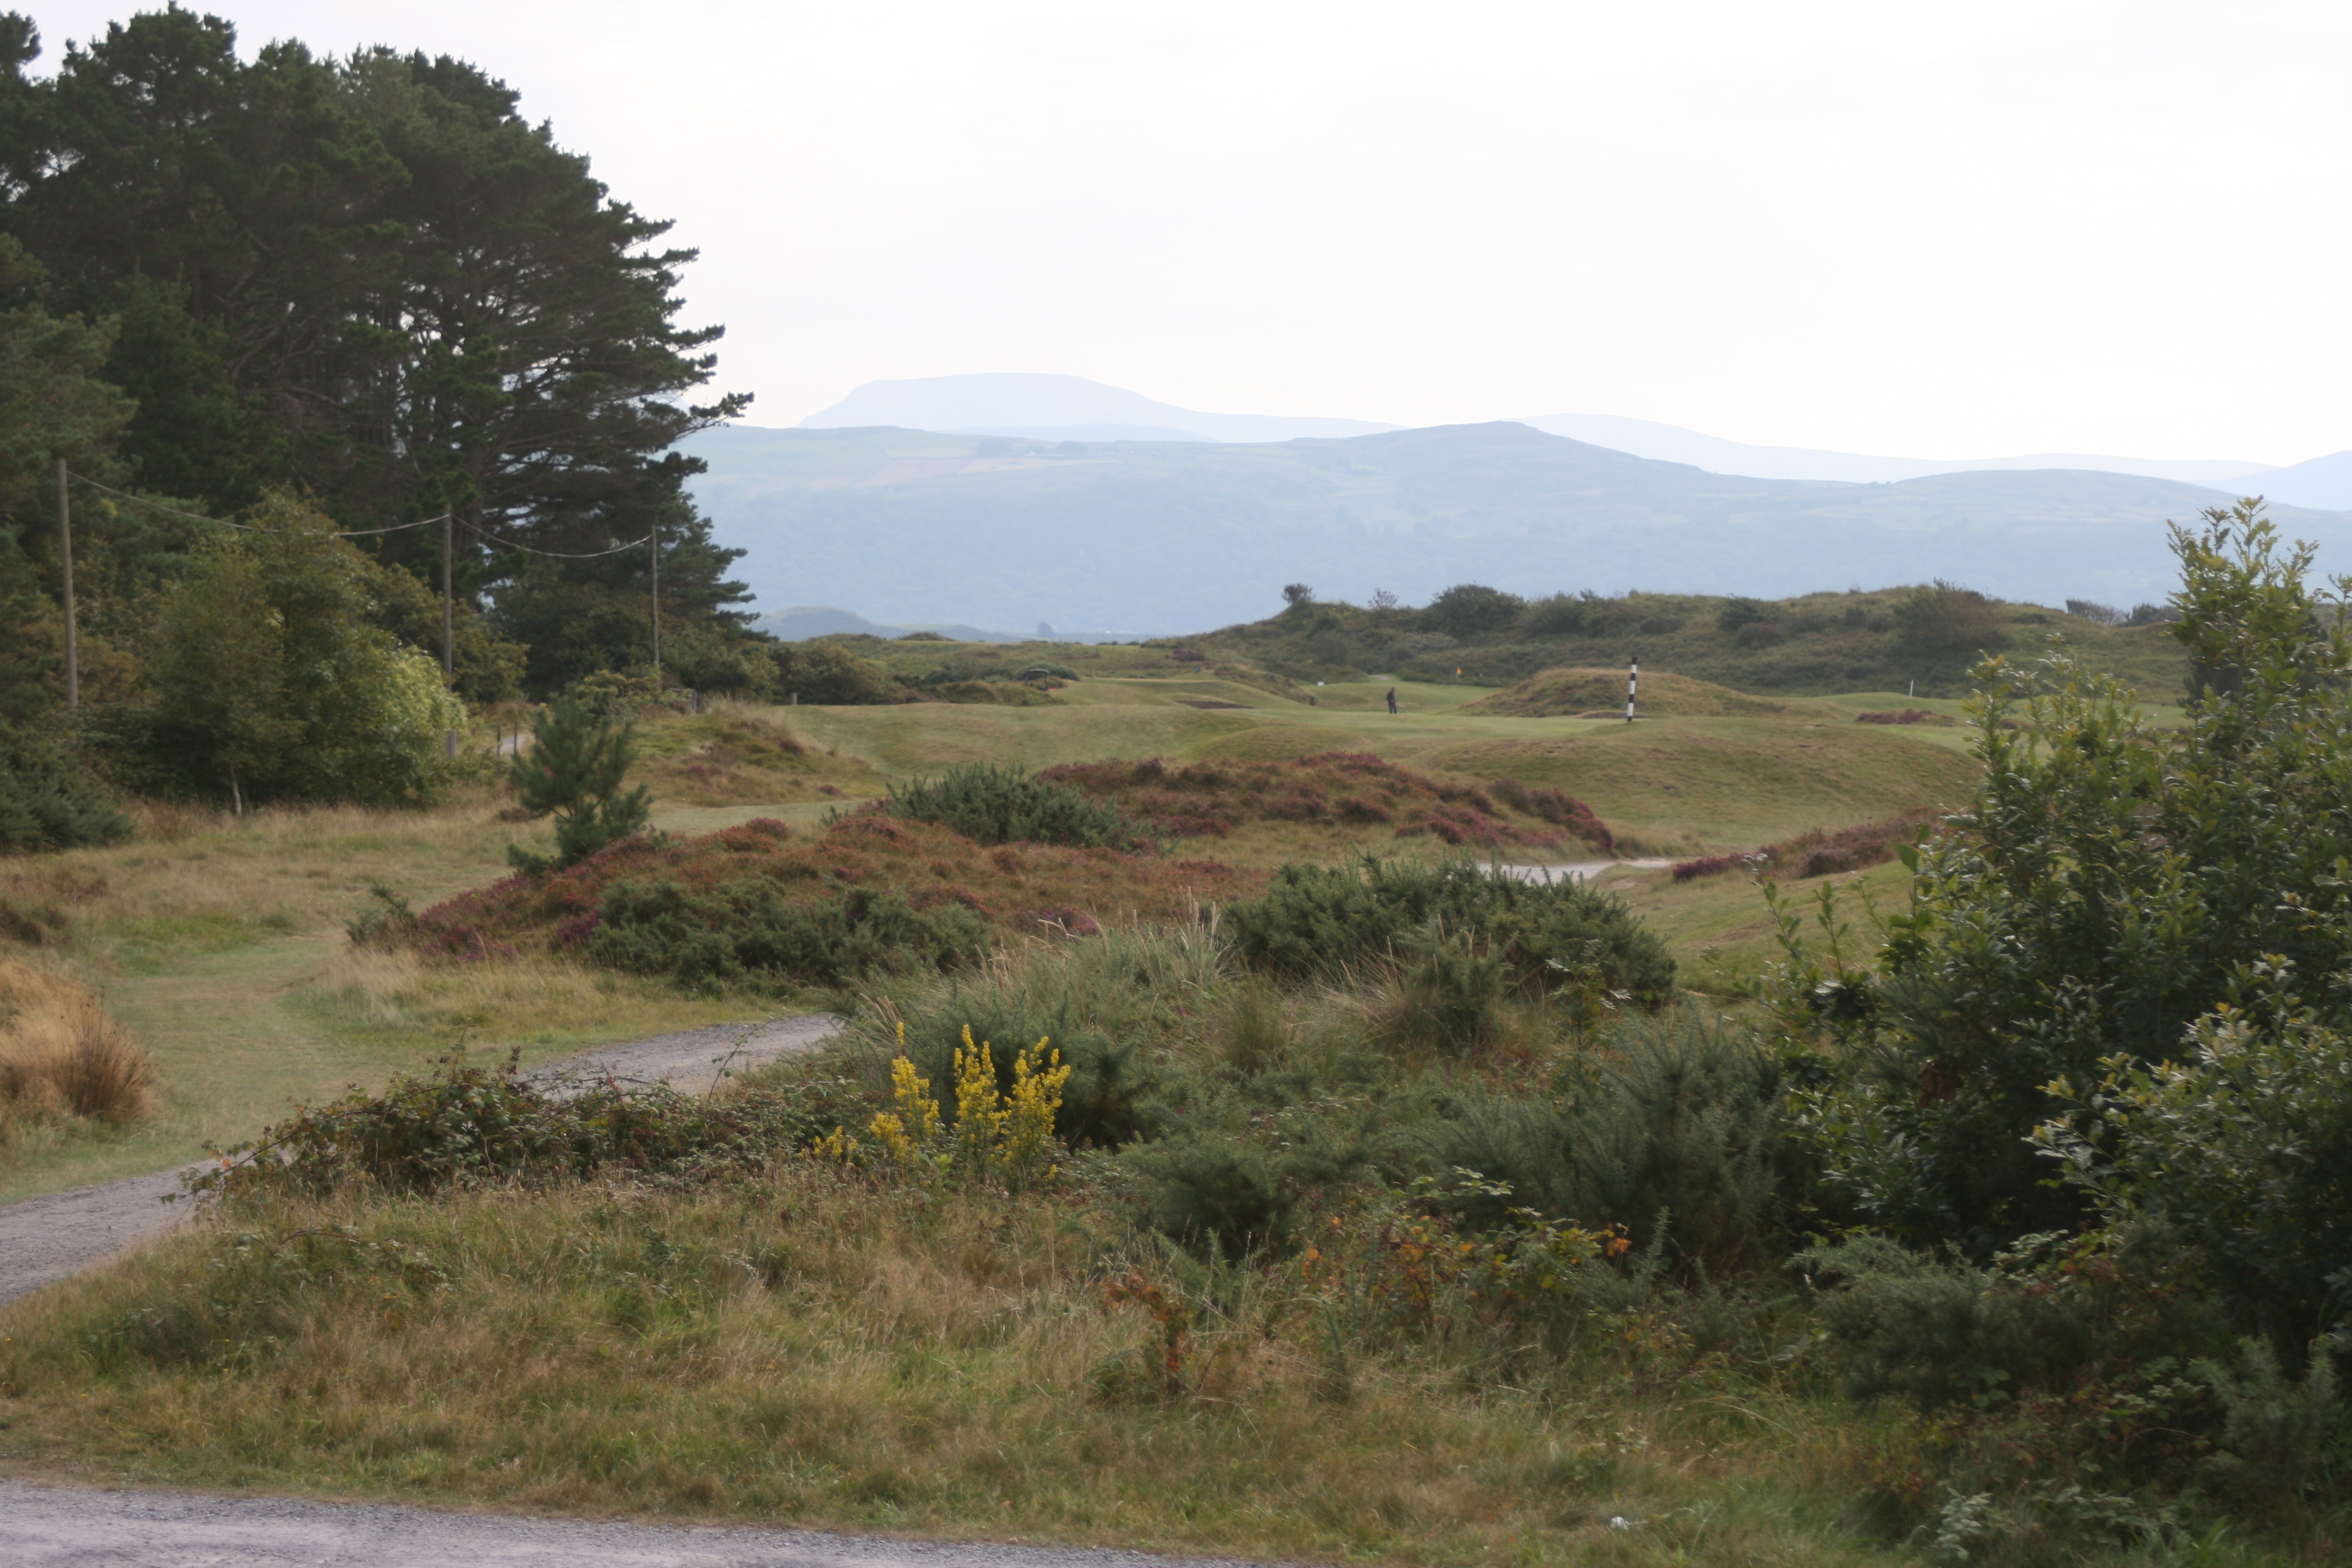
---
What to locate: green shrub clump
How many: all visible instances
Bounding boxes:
[0,717,128,852]
[588,878,988,990]
[886,763,1145,849]
[1226,855,1674,1004]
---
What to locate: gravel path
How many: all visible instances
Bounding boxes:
[0,1479,1275,1567]
[0,1017,840,1308]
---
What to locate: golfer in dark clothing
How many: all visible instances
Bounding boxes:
[1385,688,1398,714]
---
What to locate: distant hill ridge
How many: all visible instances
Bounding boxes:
[683,420,2352,633]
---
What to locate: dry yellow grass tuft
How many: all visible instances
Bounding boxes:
[0,952,156,1148]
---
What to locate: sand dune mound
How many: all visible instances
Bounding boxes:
[1463,667,1786,719]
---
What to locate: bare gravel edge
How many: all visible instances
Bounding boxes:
[0,1478,1287,1567]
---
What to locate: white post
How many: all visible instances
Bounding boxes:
[1626,658,1638,724]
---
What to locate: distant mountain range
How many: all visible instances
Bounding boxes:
[799,373,1399,445]
[792,373,2352,506]
[682,420,2352,636]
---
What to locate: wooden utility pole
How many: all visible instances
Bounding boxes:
[56,457,77,708]
[649,515,662,675]
[442,511,456,679]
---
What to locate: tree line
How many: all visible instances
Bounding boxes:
[0,6,804,834]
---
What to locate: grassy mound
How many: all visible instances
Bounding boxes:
[1041,752,1609,852]
[629,707,883,806]
[410,814,1266,985]
[1462,667,1787,719]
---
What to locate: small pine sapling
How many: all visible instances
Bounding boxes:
[506,695,652,871]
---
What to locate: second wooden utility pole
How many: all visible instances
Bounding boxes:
[649,516,661,676]
[56,457,77,708]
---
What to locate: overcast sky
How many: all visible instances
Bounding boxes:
[23,1,2352,463]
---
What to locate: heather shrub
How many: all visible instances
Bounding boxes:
[1226,856,1674,1005]
[886,763,1144,849]
[587,878,988,990]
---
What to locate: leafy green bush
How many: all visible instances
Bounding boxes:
[506,695,652,872]
[1226,856,1674,1005]
[588,878,988,990]
[126,494,465,808]
[2036,990,2352,1350]
[1782,505,2352,1253]
[886,763,1145,850]
[0,717,128,852]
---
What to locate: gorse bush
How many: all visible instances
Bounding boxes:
[886,763,1145,849]
[828,1024,1070,1188]
[1226,855,1674,1006]
[1394,1009,1784,1271]
[589,878,988,990]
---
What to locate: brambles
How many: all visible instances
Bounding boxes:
[189,1048,837,1198]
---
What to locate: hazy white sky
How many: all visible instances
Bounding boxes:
[24,1,2352,462]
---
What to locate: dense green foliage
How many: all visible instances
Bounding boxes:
[0,712,125,851]
[506,696,652,871]
[588,880,988,991]
[1226,856,1676,1005]
[886,763,1145,849]
[119,495,464,807]
[1786,504,2352,1258]
[0,10,763,701]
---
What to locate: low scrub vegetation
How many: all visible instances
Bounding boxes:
[1040,752,1608,851]
[887,762,1146,849]
[400,812,1265,990]
[1668,811,1938,883]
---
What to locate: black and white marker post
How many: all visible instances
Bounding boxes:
[1626,658,1638,723]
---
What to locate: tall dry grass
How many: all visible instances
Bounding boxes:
[0,1170,1889,1566]
[0,952,156,1149]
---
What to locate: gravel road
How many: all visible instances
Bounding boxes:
[0,1016,840,1308]
[0,1479,1276,1567]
